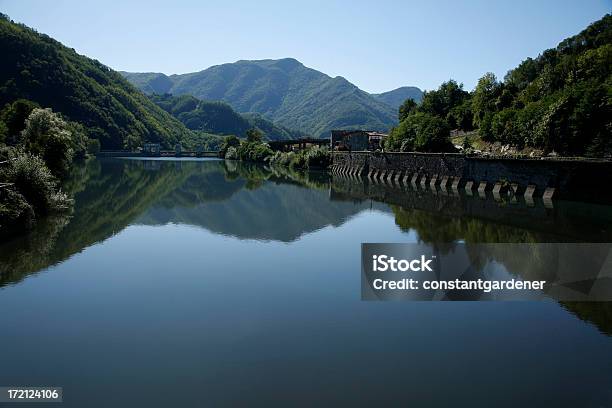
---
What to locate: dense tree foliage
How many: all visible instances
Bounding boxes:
[148,93,303,140]
[0,105,91,237]
[386,80,471,152]
[0,14,192,150]
[0,99,39,145]
[246,128,263,143]
[389,14,611,156]
[385,112,454,152]
[479,15,612,156]
[236,141,274,163]
[398,99,418,122]
[20,108,85,177]
[420,80,470,121]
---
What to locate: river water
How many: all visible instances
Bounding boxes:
[0,158,611,407]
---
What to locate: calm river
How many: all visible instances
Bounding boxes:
[0,158,611,407]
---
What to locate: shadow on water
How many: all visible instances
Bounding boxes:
[1,157,611,335]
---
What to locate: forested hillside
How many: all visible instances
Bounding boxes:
[0,14,192,150]
[149,94,304,140]
[123,58,402,137]
[386,14,612,157]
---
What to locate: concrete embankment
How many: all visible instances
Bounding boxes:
[331,151,612,202]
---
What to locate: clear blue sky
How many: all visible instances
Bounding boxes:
[1,0,610,92]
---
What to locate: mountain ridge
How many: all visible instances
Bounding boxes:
[121,59,422,137]
[372,86,423,109]
[148,93,305,140]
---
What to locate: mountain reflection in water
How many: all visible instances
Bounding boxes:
[0,157,611,336]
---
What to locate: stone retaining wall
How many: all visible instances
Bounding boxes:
[332,151,612,202]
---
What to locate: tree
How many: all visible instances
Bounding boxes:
[447,99,474,131]
[386,112,454,153]
[471,73,501,131]
[223,135,240,148]
[399,98,418,122]
[220,135,240,158]
[419,80,469,119]
[20,108,75,177]
[246,128,263,143]
[490,108,521,146]
[66,121,88,159]
[0,99,39,145]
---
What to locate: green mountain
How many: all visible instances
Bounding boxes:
[122,59,415,137]
[149,93,304,140]
[372,86,423,109]
[485,14,612,156]
[0,14,192,150]
[122,72,173,95]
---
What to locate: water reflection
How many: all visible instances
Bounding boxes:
[0,158,611,336]
[0,159,382,286]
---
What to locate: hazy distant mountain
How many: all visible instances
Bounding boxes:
[372,86,423,110]
[122,59,421,137]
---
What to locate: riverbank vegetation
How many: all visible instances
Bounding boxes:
[387,14,611,157]
[0,100,92,238]
[220,129,331,170]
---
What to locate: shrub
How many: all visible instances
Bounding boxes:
[269,151,295,166]
[303,146,330,168]
[20,108,75,177]
[246,128,263,143]
[3,150,57,214]
[291,152,308,169]
[225,146,238,160]
[268,146,330,169]
[220,135,240,157]
[236,141,273,162]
